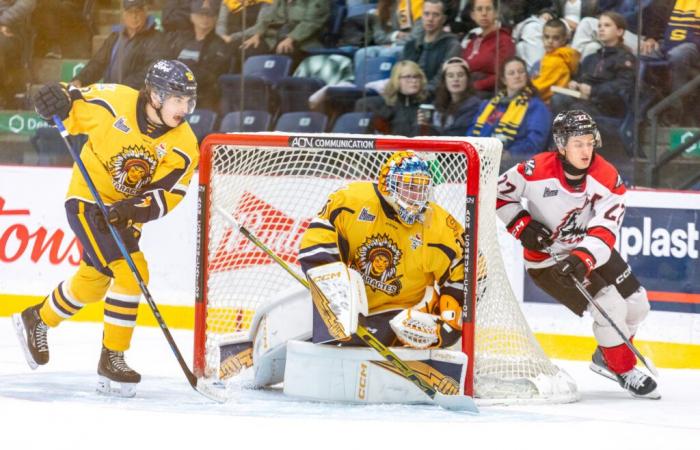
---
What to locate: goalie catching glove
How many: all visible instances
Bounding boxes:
[390,309,460,349]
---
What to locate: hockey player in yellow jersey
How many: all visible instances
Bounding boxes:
[13,60,199,397]
[299,150,466,349]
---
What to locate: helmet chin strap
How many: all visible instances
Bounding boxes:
[558,149,594,177]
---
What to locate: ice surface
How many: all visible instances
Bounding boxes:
[1,318,698,450]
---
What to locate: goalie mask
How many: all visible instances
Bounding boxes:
[378,151,433,225]
[552,110,601,150]
[145,60,197,115]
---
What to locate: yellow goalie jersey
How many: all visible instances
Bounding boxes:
[299,181,466,322]
[62,83,199,217]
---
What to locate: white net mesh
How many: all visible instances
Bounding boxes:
[196,134,578,403]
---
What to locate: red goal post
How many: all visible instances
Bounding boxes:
[194,133,579,404]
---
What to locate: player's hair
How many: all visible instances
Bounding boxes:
[469,0,497,12]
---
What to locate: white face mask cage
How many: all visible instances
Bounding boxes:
[386,171,432,224]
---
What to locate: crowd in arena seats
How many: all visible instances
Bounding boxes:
[3,0,700,174]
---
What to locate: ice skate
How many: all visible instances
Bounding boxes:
[589,347,616,381]
[616,368,661,399]
[12,303,49,369]
[97,345,141,398]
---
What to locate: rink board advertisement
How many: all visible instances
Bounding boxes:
[524,190,700,314]
[2,166,700,346]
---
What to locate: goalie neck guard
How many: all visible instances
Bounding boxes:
[378,151,433,225]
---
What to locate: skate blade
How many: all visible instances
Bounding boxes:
[630,387,662,400]
[589,362,617,382]
[12,313,38,370]
[96,376,138,398]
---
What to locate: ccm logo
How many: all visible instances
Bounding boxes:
[358,362,368,400]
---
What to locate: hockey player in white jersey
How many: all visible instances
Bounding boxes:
[496,110,660,399]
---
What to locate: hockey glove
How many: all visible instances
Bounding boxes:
[33,83,72,122]
[390,310,460,349]
[107,193,161,229]
[507,213,552,251]
[553,250,595,288]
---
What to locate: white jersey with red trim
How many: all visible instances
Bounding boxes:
[496,152,626,269]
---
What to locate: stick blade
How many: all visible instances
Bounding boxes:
[194,379,230,403]
[433,393,479,413]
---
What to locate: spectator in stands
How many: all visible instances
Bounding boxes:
[568,0,640,59]
[512,7,556,72]
[637,0,700,125]
[418,56,480,135]
[228,0,330,73]
[352,0,422,68]
[71,0,168,89]
[216,0,270,43]
[356,60,428,137]
[468,55,551,170]
[461,0,516,97]
[0,0,35,107]
[169,0,230,111]
[550,11,635,119]
[162,0,193,32]
[554,0,600,35]
[401,0,461,93]
[32,0,92,59]
[532,18,580,102]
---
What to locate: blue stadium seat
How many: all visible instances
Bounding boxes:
[219,111,271,132]
[331,112,373,134]
[324,55,395,119]
[243,54,292,86]
[219,74,270,113]
[274,112,328,133]
[275,77,326,114]
[186,109,217,142]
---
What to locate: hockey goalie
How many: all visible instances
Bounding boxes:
[218,151,471,404]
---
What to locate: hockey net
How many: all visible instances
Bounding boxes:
[194,133,578,403]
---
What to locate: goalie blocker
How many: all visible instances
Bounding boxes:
[215,262,468,404]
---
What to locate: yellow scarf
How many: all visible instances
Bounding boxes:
[223,0,272,13]
[472,87,533,144]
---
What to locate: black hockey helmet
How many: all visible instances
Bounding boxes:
[145,59,197,113]
[552,109,601,149]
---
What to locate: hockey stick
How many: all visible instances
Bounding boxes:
[545,247,659,377]
[213,204,479,413]
[53,117,227,403]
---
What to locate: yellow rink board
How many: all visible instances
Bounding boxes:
[2,294,699,369]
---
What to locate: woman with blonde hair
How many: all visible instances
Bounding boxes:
[356,60,428,136]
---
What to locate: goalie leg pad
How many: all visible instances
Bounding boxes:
[249,286,313,387]
[283,340,467,404]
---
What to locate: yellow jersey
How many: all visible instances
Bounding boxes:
[299,181,465,317]
[62,83,199,220]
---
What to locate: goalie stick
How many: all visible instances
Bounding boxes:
[53,117,227,403]
[213,204,479,413]
[545,247,659,377]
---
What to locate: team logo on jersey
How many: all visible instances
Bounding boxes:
[113,117,131,134]
[553,198,590,244]
[352,234,402,296]
[110,145,158,196]
[543,187,559,198]
[155,143,167,159]
[524,159,536,176]
[409,233,422,250]
[358,208,376,222]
